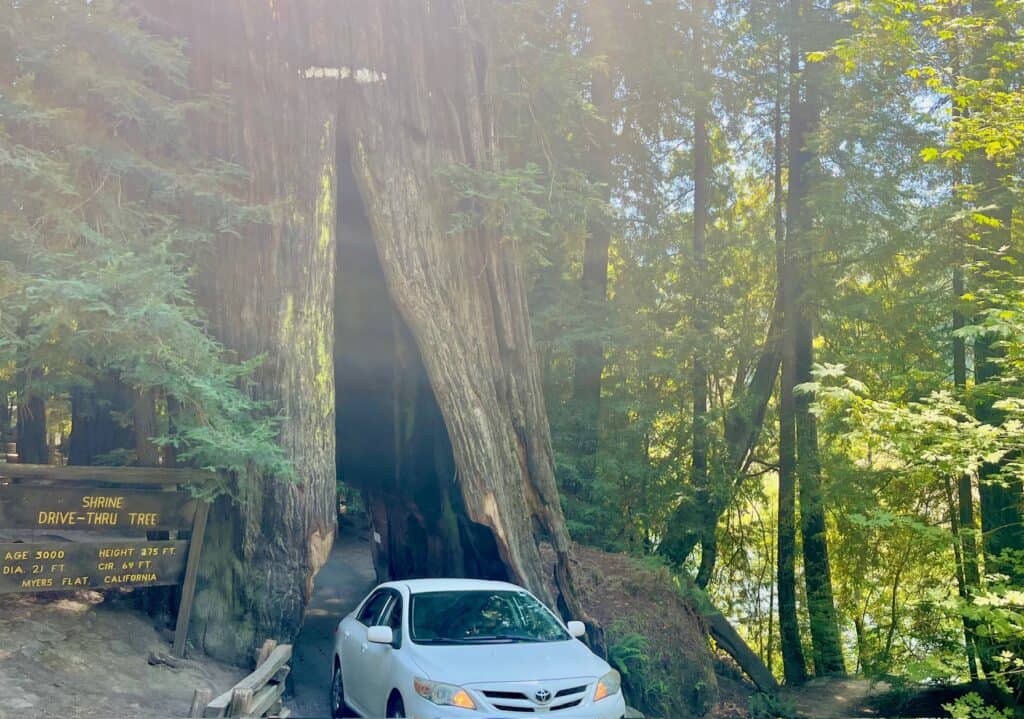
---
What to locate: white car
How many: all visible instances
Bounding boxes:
[330,578,626,719]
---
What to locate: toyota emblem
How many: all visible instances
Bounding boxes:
[534,689,552,704]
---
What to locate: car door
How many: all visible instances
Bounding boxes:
[362,591,404,716]
[342,588,392,714]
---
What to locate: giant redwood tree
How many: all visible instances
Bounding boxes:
[149,0,590,660]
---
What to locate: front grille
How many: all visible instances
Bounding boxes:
[553,698,583,710]
[479,682,592,713]
[485,690,530,701]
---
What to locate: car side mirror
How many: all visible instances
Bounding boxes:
[367,626,395,646]
[567,620,586,638]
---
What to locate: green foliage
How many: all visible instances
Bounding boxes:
[606,620,671,716]
[945,692,1014,719]
[0,0,288,494]
[747,692,797,719]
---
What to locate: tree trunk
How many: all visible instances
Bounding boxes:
[335,0,590,625]
[952,262,982,679]
[778,16,808,682]
[133,389,161,467]
[67,377,135,466]
[690,0,714,590]
[148,0,339,663]
[571,1,616,460]
[662,31,782,583]
[15,392,46,464]
[706,609,780,693]
[0,388,10,447]
[786,0,845,676]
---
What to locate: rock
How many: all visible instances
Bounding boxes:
[148,651,185,670]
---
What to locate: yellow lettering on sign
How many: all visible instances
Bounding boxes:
[21,577,53,588]
[104,573,158,585]
[4,551,28,561]
[128,512,158,527]
[2,565,24,575]
[37,511,77,526]
[97,547,134,558]
[84,511,119,526]
[81,496,125,510]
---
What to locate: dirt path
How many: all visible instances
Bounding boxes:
[0,592,242,719]
[286,525,375,717]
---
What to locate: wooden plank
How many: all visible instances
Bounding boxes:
[255,639,278,667]
[0,485,197,533]
[0,463,212,486]
[234,645,292,692]
[190,688,213,718]
[203,688,232,718]
[249,682,286,717]
[0,540,188,594]
[227,687,254,718]
[173,500,209,657]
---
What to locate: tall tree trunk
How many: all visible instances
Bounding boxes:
[968,0,1024,591]
[778,18,808,683]
[663,18,782,585]
[67,377,134,466]
[335,0,591,625]
[133,389,161,467]
[786,0,845,676]
[690,0,714,590]
[149,0,339,663]
[15,392,46,464]
[571,1,616,460]
[953,261,982,679]
[0,387,10,447]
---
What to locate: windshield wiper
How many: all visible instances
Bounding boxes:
[463,634,541,643]
[416,634,540,644]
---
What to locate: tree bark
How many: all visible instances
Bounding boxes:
[67,377,134,466]
[571,1,617,460]
[786,0,845,676]
[690,0,714,590]
[133,389,161,467]
[706,609,780,693]
[778,15,808,681]
[335,0,590,625]
[149,0,339,662]
[15,392,46,465]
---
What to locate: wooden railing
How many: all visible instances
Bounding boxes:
[191,641,291,718]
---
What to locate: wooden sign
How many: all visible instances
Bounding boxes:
[0,485,197,533]
[0,539,188,593]
[0,464,213,658]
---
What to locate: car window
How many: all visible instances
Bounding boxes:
[382,594,403,632]
[356,590,391,626]
[409,590,569,644]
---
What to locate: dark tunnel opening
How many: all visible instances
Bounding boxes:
[333,137,508,583]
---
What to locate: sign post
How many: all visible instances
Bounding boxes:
[0,464,212,658]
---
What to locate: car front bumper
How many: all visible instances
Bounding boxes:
[408,690,627,719]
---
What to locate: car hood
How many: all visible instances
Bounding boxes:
[407,638,610,685]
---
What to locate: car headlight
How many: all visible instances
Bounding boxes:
[594,669,621,702]
[414,677,477,710]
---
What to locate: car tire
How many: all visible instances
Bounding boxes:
[386,693,406,718]
[329,661,351,718]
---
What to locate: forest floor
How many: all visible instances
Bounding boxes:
[286,520,376,716]
[784,677,894,718]
[0,590,242,719]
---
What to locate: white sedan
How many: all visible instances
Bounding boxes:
[330,578,626,719]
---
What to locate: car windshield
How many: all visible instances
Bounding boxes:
[409,590,570,644]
